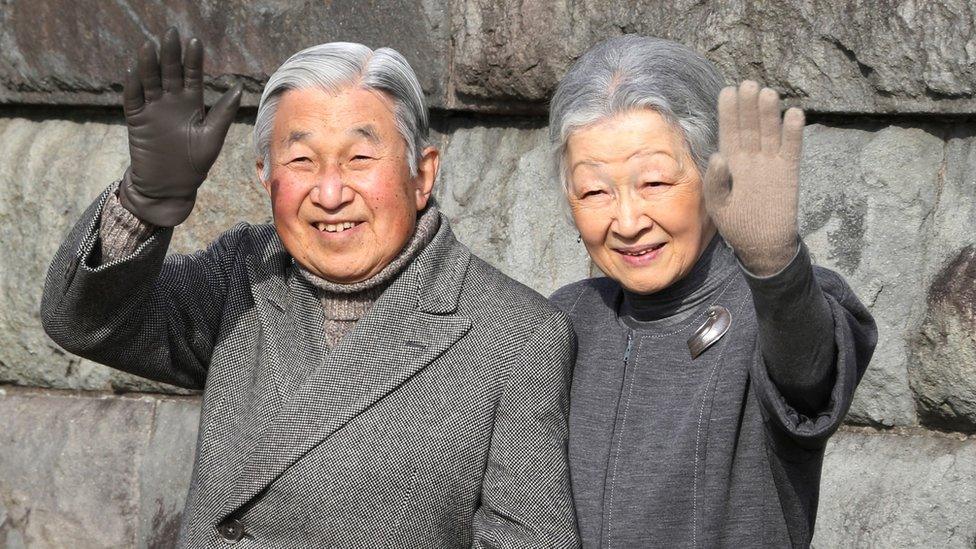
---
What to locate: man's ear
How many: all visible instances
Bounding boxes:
[414,146,440,210]
[256,159,271,196]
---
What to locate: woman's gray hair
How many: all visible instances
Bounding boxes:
[254,42,429,180]
[549,35,725,192]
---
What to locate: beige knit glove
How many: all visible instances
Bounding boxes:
[703,81,804,276]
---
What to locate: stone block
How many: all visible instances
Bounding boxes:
[813,427,976,548]
[0,112,266,394]
[798,123,949,427]
[0,0,450,109]
[451,0,976,115]
[137,398,204,547]
[908,130,976,432]
[0,387,200,548]
[2,1,973,115]
[433,121,591,297]
[799,122,976,430]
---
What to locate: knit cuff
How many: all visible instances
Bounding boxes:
[100,190,157,263]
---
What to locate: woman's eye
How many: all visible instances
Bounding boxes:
[642,181,668,190]
[351,155,374,162]
[289,157,311,164]
[581,189,606,199]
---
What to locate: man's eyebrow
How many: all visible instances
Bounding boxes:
[281,130,311,147]
[349,124,381,144]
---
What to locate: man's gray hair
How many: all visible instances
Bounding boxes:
[254,42,429,180]
[549,35,725,193]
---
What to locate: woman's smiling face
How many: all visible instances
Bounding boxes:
[565,109,716,294]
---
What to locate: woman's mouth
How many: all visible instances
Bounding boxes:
[615,242,666,265]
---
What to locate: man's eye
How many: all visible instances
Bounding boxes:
[289,157,311,164]
[351,155,374,162]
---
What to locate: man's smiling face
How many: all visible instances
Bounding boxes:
[258,86,435,283]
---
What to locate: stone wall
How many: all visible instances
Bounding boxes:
[2,1,974,547]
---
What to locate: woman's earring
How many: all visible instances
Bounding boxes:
[577,234,582,243]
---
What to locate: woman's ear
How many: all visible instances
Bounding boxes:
[414,146,440,210]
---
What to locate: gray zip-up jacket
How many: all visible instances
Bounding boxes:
[550,236,877,548]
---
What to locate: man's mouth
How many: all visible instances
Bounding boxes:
[313,221,362,233]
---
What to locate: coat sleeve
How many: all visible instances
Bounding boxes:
[40,183,247,390]
[744,240,878,450]
[470,310,582,549]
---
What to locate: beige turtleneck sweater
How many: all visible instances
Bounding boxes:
[293,204,440,348]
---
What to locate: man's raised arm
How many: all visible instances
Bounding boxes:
[41,28,242,389]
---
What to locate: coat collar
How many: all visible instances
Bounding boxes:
[246,225,291,314]
[247,213,469,317]
[220,214,472,519]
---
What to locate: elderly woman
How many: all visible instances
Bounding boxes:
[548,36,877,548]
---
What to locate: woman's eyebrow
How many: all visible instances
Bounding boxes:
[572,148,671,172]
[572,159,603,172]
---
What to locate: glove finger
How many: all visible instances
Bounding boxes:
[122,65,144,117]
[702,152,732,213]
[717,86,738,156]
[184,37,204,93]
[193,82,243,170]
[737,80,760,153]
[759,87,781,154]
[139,40,163,102]
[780,107,805,162]
[204,82,243,134]
[159,27,184,93]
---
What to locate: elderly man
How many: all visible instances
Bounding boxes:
[41,28,579,548]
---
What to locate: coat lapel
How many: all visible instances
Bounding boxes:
[218,216,473,519]
[244,237,329,414]
[204,232,328,501]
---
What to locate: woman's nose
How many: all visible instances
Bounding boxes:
[613,193,652,238]
[310,166,353,210]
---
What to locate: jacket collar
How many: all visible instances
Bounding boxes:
[247,212,469,316]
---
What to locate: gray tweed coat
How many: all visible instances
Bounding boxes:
[41,187,581,548]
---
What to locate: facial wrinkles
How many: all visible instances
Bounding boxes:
[258,86,425,285]
[565,110,716,295]
[280,134,382,167]
[275,96,396,166]
[576,155,673,210]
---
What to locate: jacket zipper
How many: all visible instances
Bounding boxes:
[623,331,634,368]
[603,329,635,549]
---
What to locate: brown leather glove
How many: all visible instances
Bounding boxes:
[119,27,242,227]
[703,81,803,276]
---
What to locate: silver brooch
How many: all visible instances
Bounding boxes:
[687,305,732,359]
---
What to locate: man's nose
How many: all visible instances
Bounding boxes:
[612,192,652,239]
[310,165,353,210]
